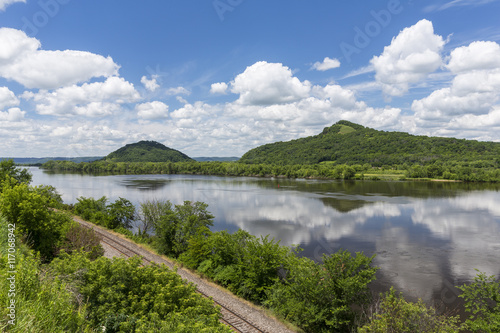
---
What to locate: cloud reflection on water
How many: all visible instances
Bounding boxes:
[30,169,500,306]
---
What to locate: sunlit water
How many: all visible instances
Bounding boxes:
[29,167,500,311]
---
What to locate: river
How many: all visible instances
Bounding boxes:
[29,167,500,311]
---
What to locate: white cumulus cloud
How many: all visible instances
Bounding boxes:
[0,87,19,109]
[371,19,445,97]
[136,101,169,120]
[311,57,341,71]
[412,41,500,120]
[0,28,120,90]
[28,76,140,117]
[231,61,311,105]
[210,82,228,94]
[447,41,500,73]
[0,107,25,122]
[141,75,159,92]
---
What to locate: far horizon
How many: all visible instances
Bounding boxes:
[4,118,500,159]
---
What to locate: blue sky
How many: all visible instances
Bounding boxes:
[1,0,500,157]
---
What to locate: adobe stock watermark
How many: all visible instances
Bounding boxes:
[213,0,243,22]
[6,223,17,326]
[145,65,169,85]
[21,0,72,37]
[340,0,404,63]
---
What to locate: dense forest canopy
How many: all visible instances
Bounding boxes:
[104,140,193,163]
[239,120,500,166]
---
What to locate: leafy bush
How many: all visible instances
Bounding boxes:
[0,183,72,261]
[58,223,104,260]
[180,229,296,303]
[153,201,214,257]
[74,196,135,230]
[137,199,173,236]
[266,250,378,333]
[32,184,64,208]
[49,252,232,332]
[358,287,462,333]
[0,219,87,332]
[74,196,108,222]
[106,197,135,229]
[458,271,500,332]
[0,160,32,188]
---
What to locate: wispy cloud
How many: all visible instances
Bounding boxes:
[340,65,374,80]
[0,0,25,12]
[424,0,499,12]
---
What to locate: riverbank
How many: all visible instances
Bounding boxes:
[40,159,500,183]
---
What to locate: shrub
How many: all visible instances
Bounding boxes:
[0,159,32,188]
[358,287,462,333]
[0,224,87,332]
[74,196,135,230]
[180,229,295,304]
[106,197,135,229]
[58,223,104,260]
[266,250,378,333]
[0,183,72,261]
[74,196,109,223]
[49,253,232,332]
[458,271,500,332]
[137,199,173,237]
[154,201,214,257]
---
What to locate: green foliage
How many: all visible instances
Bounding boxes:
[43,158,500,182]
[0,222,87,332]
[74,196,108,221]
[0,183,72,261]
[239,120,500,167]
[58,223,105,260]
[0,159,32,189]
[106,197,135,229]
[137,199,173,236]
[73,196,135,230]
[104,140,193,163]
[181,230,296,303]
[358,287,462,333]
[32,184,64,208]
[266,250,378,333]
[458,271,500,332]
[49,253,231,332]
[154,201,214,257]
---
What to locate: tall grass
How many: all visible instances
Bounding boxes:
[0,216,91,332]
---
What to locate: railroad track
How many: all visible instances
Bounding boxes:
[78,220,266,333]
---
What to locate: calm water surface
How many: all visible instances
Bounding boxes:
[29,167,500,310]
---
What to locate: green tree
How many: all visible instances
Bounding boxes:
[458,271,500,332]
[106,197,135,229]
[32,184,64,208]
[137,199,173,237]
[0,159,32,189]
[74,196,109,222]
[154,201,214,257]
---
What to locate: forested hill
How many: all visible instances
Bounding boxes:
[104,141,193,162]
[239,120,500,166]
